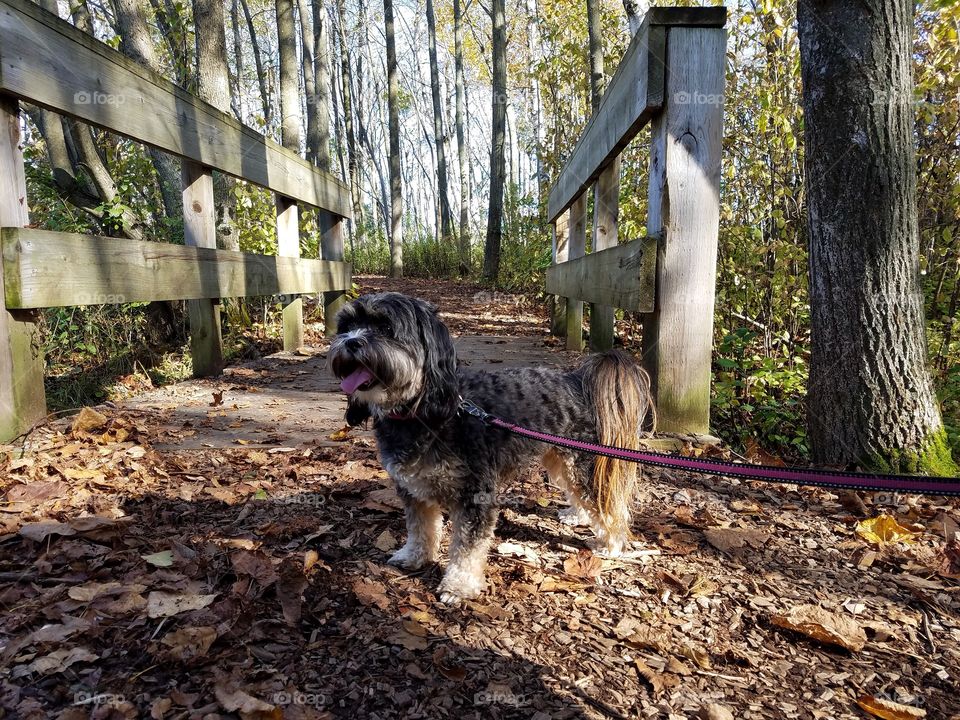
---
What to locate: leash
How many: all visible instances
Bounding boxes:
[458,399,960,497]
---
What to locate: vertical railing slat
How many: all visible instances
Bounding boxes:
[565,192,587,351]
[590,158,620,351]
[276,196,303,350]
[182,160,224,376]
[0,95,46,440]
[320,211,346,336]
[550,210,570,337]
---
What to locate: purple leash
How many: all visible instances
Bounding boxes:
[458,400,960,498]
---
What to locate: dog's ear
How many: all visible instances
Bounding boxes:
[411,298,459,420]
[345,396,371,427]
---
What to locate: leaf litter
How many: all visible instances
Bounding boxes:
[0,276,958,719]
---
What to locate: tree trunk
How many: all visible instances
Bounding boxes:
[623,0,644,35]
[384,0,403,277]
[298,0,319,164]
[113,0,183,221]
[336,0,362,235]
[798,0,956,473]
[193,0,239,250]
[453,0,470,268]
[586,0,603,111]
[426,0,454,250]
[276,0,302,152]
[238,0,271,125]
[482,0,506,281]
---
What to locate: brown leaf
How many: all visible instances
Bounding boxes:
[146,591,217,618]
[771,604,867,651]
[68,581,124,602]
[856,695,926,719]
[352,578,390,610]
[936,531,960,579]
[19,521,76,542]
[19,647,98,676]
[160,626,218,662]
[213,680,279,719]
[387,626,429,650]
[231,550,280,587]
[563,549,604,579]
[72,407,107,433]
[703,527,770,554]
[277,558,308,625]
[210,390,224,407]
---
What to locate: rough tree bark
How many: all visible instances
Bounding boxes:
[384,0,403,277]
[798,0,956,473]
[336,0,363,236]
[453,0,470,268]
[193,0,239,250]
[238,0,271,125]
[276,0,302,152]
[425,0,454,249]
[482,0,506,281]
[623,0,644,35]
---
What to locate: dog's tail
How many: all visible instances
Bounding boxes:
[579,350,656,542]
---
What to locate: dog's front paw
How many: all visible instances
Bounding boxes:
[388,544,429,570]
[437,567,486,604]
[587,536,626,558]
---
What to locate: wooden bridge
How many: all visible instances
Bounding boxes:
[0,0,725,442]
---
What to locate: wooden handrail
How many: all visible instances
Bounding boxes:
[0,0,351,217]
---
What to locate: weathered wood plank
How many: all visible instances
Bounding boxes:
[1,228,353,308]
[589,159,620,351]
[546,236,656,313]
[546,22,663,222]
[0,95,45,441]
[0,0,351,217]
[642,26,725,435]
[549,211,569,337]
[182,161,223,376]
[564,193,587,351]
[276,196,303,351]
[320,211,346,337]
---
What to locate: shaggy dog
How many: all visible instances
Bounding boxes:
[329,292,655,603]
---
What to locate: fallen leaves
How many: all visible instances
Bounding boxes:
[856,695,927,719]
[857,515,918,545]
[771,604,867,652]
[71,407,107,433]
[160,626,218,662]
[146,591,217,618]
[563,549,604,579]
[703,527,770,554]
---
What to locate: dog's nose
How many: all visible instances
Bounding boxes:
[345,337,364,352]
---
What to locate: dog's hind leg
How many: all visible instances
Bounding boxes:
[544,448,594,528]
[437,495,497,604]
[389,493,443,570]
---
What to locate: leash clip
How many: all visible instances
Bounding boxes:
[458,397,492,423]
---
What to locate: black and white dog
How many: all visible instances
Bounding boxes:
[329,293,655,603]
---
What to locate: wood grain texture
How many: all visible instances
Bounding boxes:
[320,210,346,337]
[276,196,303,351]
[546,23,664,222]
[546,236,656,313]
[0,96,45,441]
[550,211,569,337]
[0,0,350,216]
[1,228,353,308]
[589,159,620,351]
[642,27,725,435]
[564,193,587,351]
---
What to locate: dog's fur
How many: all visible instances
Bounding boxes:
[329,292,655,603]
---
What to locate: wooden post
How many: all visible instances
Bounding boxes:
[321,210,346,336]
[565,192,587,351]
[276,196,303,350]
[0,95,45,441]
[643,25,725,435]
[550,210,569,337]
[589,158,620,351]
[182,160,224,376]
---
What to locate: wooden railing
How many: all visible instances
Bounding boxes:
[0,0,352,441]
[546,6,726,436]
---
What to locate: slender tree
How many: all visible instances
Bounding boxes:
[384,0,403,276]
[336,0,363,235]
[622,0,643,35]
[426,0,454,248]
[482,0,506,280]
[238,0,271,125]
[193,0,239,250]
[276,0,302,152]
[798,0,956,473]
[453,0,471,268]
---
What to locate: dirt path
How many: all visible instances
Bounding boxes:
[1,277,958,720]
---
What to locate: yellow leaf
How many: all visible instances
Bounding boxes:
[856,515,917,545]
[856,695,926,719]
[329,426,353,441]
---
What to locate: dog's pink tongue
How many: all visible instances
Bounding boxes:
[340,367,374,394]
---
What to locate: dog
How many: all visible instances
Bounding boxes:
[329,292,655,603]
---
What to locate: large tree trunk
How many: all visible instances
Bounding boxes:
[276,0,302,152]
[425,0,454,249]
[112,0,183,221]
[298,0,319,165]
[453,0,470,268]
[481,0,506,281]
[384,0,403,277]
[798,0,956,473]
[193,0,239,250]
